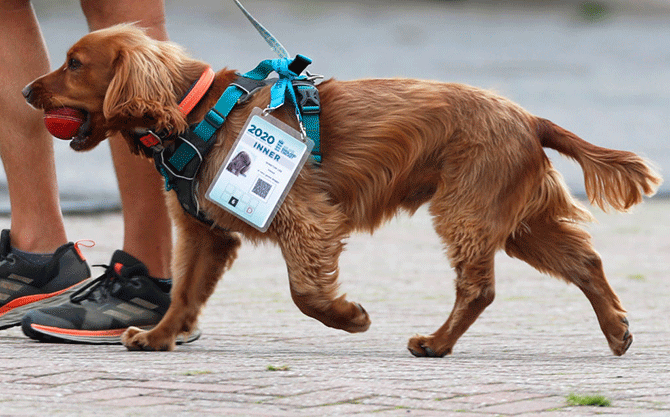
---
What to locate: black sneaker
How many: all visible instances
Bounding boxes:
[21,249,200,344]
[0,229,91,330]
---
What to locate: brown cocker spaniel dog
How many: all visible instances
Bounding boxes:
[24,25,661,356]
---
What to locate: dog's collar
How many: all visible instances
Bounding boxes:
[178,67,216,116]
[138,67,216,149]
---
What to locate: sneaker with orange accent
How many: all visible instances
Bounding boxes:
[0,229,91,330]
[21,249,200,344]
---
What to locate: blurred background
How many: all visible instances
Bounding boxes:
[1,0,668,214]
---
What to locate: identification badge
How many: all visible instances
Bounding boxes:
[206,108,314,232]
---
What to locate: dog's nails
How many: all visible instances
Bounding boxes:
[622,333,633,354]
[353,302,367,315]
[423,346,439,357]
[408,348,423,357]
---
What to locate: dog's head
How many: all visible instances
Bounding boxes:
[23,24,204,152]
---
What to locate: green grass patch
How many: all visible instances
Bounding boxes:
[627,273,646,282]
[267,364,291,372]
[567,393,611,407]
[179,370,213,376]
[578,2,609,21]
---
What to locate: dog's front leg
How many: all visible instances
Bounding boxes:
[122,217,241,351]
[278,227,371,333]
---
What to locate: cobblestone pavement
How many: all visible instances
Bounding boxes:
[1,1,668,415]
[1,198,668,416]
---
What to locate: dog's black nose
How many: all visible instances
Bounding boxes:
[22,85,33,102]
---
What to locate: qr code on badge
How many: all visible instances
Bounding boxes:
[251,178,272,199]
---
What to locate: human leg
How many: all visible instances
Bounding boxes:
[0,1,91,329]
[81,0,171,278]
[0,0,66,252]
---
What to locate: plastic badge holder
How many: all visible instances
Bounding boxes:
[206,107,314,232]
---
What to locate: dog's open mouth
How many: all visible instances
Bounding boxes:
[43,106,95,151]
[69,111,93,151]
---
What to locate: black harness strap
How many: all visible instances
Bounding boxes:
[153,127,215,226]
[151,75,278,227]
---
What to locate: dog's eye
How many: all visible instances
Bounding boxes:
[67,57,82,71]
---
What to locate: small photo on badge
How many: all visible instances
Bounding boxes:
[226,151,252,176]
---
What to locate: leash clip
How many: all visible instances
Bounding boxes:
[304,71,324,82]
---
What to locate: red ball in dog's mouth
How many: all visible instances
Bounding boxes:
[44,107,86,139]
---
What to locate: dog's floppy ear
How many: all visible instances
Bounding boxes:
[103,43,189,133]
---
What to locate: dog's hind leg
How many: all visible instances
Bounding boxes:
[407,245,496,358]
[504,216,632,355]
[122,218,241,351]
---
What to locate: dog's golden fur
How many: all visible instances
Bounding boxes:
[25,25,661,356]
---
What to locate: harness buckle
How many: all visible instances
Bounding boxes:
[231,76,278,104]
[139,130,164,150]
[203,109,226,131]
[293,81,321,115]
[292,80,321,162]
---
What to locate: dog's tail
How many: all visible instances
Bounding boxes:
[536,118,662,212]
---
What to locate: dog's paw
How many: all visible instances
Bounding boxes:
[292,293,371,332]
[121,326,175,352]
[337,300,371,333]
[407,335,452,358]
[608,317,633,356]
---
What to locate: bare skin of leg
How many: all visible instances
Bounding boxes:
[0,0,172,279]
[81,0,172,277]
[0,1,67,253]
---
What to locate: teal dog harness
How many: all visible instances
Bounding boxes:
[138,1,322,227]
